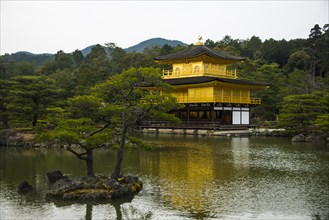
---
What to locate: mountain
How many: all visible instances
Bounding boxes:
[1,38,188,64]
[82,38,188,54]
[125,38,188,53]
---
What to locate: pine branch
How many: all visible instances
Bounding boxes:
[67,144,87,161]
[87,122,111,137]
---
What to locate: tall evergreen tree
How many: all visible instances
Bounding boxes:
[8,75,62,127]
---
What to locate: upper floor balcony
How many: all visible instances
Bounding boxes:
[175,96,261,105]
[162,65,237,79]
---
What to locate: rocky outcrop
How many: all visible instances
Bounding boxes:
[46,171,143,201]
[305,134,326,143]
[292,133,326,143]
[292,134,306,142]
[0,129,34,147]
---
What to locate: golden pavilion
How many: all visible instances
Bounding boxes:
[143,39,270,130]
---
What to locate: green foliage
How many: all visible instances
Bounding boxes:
[93,67,182,127]
[0,52,53,66]
[127,136,152,150]
[67,95,103,119]
[92,67,182,178]
[39,117,112,148]
[239,62,285,121]
[75,44,111,90]
[0,79,10,128]
[278,92,328,134]
[280,69,312,96]
[315,92,329,134]
[7,75,63,127]
[316,114,329,134]
[285,50,311,72]
[49,69,77,99]
[40,50,84,75]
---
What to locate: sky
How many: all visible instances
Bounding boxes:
[0,0,328,55]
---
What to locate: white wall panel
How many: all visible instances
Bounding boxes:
[242,111,249,124]
[233,111,241,124]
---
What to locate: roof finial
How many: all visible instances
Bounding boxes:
[195,36,203,45]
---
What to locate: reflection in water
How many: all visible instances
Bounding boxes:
[85,204,92,220]
[1,136,329,219]
[158,142,215,218]
[231,137,250,169]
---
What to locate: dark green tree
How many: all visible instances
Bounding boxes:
[240,36,263,60]
[0,79,10,128]
[72,49,84,67]
[8,75,62,127]
[281,69,312,96]
[75,44,111,90]
[315,91,329,135]
[306,24,329,82]
[49,69,77,100]
[285,50,311,73]
[278,91,328,134]
[106,43,127,74]
[39,95,111,177]
[93,67,182,179]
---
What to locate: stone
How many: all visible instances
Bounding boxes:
[17,181,33,194]
[305,134,326,143]
[47,170,68,184]
[292,134,305,142]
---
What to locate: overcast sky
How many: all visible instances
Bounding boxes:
[0,0,328,54]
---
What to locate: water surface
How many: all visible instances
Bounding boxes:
[1,135,328,219]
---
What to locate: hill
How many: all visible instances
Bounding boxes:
[0,38,188,64]
[1,52,54,65]
[125,38,188,52]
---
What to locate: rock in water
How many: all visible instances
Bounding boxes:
[292,134,305,142]
[47,170,68,184]
[17,181,33,194]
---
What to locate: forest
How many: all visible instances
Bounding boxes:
[0,24,328,136]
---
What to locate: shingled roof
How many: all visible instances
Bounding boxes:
[163,76,271,87]
[154,45,245,62]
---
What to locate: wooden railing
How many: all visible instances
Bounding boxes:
[162,67,237,79]
[175,96,261,104]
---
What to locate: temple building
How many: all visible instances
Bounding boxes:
[143,39,270,130]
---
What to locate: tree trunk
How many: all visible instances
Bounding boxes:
[111,113,128,179]
[86,149,95,177]
[32,113,38,127]
[32,98,38,127]
[1,112,9,129]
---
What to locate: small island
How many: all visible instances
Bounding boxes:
[46,170,142,201]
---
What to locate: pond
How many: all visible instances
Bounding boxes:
[1,135,329,219]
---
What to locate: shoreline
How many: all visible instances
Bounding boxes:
[0,128,327,148]
[139,127,287,137]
